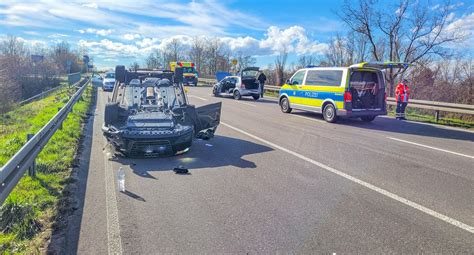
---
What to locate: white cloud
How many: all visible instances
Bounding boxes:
[48,33,69,38]
[77,28,114,36]
[82,3,98,9]
[260,26,328,55]
[123,33,141,40]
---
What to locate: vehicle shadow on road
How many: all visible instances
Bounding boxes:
[294,111,474,142]
[113,135,274,178]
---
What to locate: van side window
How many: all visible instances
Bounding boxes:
[290,70,305,85]
[305,70,343,86]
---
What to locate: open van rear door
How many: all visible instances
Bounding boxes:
[350,61,410,70]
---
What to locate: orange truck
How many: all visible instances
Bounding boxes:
[169,61,198,86]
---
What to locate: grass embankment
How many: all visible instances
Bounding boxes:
[0,83,94,253]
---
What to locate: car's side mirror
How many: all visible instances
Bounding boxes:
[184,87,189,93]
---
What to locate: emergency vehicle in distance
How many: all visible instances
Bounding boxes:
[279,62,409,123]
[169,61,198,86]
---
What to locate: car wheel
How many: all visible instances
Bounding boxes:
[104,103,119,126]
[323,103,337,123]
[233,90,241,100]
[280,97,292,113]
[212,87,219,96]
[115,65,126,83]
[252,95,260,100]
[361,115,376,122]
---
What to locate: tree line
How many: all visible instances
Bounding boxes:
[0,36,88,113]
[133,0,472,107]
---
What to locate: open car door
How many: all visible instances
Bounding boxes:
[185,102,222,139]
[350,61,410,70]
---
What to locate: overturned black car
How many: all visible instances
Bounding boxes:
[102,65,221,157]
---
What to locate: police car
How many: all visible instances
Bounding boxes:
[279,62,409,123]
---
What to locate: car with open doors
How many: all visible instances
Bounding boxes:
[278,62,409,123]
[212,67,262,100]
[102,65,222,157]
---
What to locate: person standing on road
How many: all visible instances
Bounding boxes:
[258,72,267,98]
[395,79,410,120]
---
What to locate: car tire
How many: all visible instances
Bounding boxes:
[233,90,241,100]
[361,115,376,122]
[115,65,126,83]
[323,103,337,123]
[252,95,260,100]
[280,97,292,113]
[104,103,119,126]
[212,87,218,96]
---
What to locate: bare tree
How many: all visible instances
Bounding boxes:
[339,0,464,95]
[146,50,163,69]
[129,62,140,71]
[189,37,205,73]
[274,48,288,86]
[235,51,256,71]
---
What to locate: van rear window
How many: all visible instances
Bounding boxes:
[305,70,343,86]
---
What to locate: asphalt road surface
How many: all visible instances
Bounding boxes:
[67,86,474,254]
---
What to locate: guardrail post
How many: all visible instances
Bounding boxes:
[435,110,440,122]
[26,134,36,177]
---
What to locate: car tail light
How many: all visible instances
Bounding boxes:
[178,62,183,67]
[191,63,195,67]
[344,91,352,102]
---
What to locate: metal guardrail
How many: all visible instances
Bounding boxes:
[0,77,90,205]
[68,72,81,85]
[199,78,474,120]
[19,73,84,106]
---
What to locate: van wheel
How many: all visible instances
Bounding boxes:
[252,95,260,100]
[323,104,337,123]
[361,116,376,122]
[280,97,292,113]
[233,90,241,100]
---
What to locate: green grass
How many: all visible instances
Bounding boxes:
[387,108,474,129]
[0,84,94,253]
[263,92,474,129]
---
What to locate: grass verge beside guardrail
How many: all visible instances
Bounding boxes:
[0,84,94,253]
[262,92,474,129]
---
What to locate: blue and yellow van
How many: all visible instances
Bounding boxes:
[278,62,409,122]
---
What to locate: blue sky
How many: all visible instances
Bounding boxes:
[0,0,472,70]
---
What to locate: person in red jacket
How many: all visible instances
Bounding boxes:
[395,79,410,120]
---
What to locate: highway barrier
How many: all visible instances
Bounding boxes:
[19,73,84,106]
[199,78,474,121]
[0,77,90,205]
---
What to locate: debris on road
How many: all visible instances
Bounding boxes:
[173,166,189,174]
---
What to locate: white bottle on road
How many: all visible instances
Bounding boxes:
[117,167,125,192]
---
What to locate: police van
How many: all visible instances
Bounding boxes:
[278,62,409,123]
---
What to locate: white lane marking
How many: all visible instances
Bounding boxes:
[234,100,256,107]
[221,122,474,234]
[188,95,208,101]
[388,137,474,159]
[100,91,123,254]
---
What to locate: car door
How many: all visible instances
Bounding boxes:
[285,70,307,106]
[184,102,222,139]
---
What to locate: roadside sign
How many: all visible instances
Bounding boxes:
[231,59,238,66]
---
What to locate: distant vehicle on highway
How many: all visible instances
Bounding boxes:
[102,66,221,157]
[279,62,409,123]
[212,67,262,100]
[102,71,115,91]
[91,74,103,86]
[169,61,198,86]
